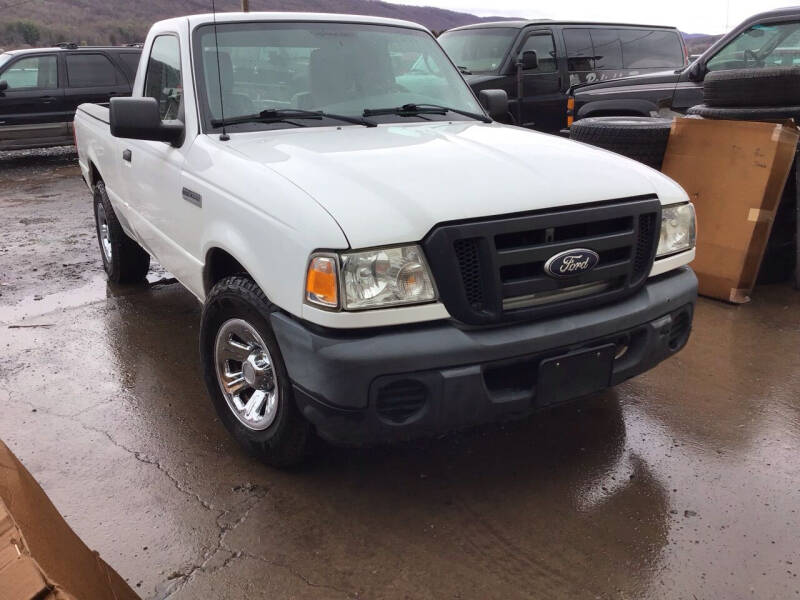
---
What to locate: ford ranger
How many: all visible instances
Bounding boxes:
[74,12,698,466]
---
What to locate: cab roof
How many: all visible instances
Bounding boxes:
[446,20,679,32]
[156,12,429,32]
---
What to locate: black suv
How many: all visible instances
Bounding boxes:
[0,44,141,151]
[571,7,800,122]
[439,21,687,133]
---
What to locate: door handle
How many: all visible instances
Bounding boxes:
[39,96,56,104]
[122,149,132,162]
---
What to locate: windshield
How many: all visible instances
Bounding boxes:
[193,21,484,131]
[707,21,800,71]
[438,28,517,73]
[0,53,12,72]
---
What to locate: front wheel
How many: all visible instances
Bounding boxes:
[200,275,310,467]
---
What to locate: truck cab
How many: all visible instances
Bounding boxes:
[438,21,686,132]
[74,13,697,466]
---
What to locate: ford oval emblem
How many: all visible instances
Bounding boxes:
[544,248,599,278]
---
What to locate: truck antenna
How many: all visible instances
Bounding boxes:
[211,0,229,141]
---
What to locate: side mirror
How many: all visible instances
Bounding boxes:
[479,89,509,121]
[110,97,183,144]
[687,62,705,82]
[0,80,8,93]
[518,50,538,71]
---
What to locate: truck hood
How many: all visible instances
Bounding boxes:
[226,122,683,248]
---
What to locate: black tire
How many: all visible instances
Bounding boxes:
[569,116,672,170]
[93,180,150,284]
[687,104,800,121]
[200,275,310,468]
[703,67,800,108]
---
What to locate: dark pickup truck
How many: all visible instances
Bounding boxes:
[0,43,141,151]
[571,7,800,122]
[439,20,687,133]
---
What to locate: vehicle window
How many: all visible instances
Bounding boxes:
[117,52,142,81]
[564,29,595,73]
[66,54,118,88]
[0,53,11,70]
[0,55,57,90]
[196,22,483,129]
[144,35,183,120]
[438,27,518,73]
[619,30,684,69]
[520,33,557,73]
[707,21,800,71]
[591,29,622,70]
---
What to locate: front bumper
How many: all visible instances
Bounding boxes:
[271,267,697,445]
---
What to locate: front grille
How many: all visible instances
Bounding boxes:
[454,238,485,311]
[633,213,657,284]
[423,197,661,325]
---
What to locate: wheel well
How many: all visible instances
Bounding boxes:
[204,248,247,294]
[88,161,102,187]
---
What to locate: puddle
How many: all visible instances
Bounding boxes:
[0,272,176,324]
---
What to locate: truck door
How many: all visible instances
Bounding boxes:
[513,29,565,132]
[122,33,202,291]
[0,54,67,146]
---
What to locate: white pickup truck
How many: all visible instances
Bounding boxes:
[74,12,697,466]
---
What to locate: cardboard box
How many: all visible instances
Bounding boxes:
[0,440,140,600]
[662,117,799,303]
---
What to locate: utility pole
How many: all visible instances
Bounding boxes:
[241,0,249,11]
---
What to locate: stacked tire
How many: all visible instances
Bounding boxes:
[688,67,800,284]
[688,66,800,121]
[569,116,673,170]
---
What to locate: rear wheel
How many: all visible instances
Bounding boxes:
[569,116,672,170]
[93,180,150,283]
[200,275,310,467]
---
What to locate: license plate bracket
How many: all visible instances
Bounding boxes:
[537,344,615,407]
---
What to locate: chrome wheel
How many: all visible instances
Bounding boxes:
[214,318,279,431]
[96,202,112,262]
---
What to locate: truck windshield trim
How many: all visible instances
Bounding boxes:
[191,20,486,133]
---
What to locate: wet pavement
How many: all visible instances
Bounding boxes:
[1,147,799,599]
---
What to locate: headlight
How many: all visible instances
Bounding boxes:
[657,202,696,258]
[305,245,437,311]
[341,245,436,310]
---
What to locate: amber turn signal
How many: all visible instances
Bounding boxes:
[306,255,339,308]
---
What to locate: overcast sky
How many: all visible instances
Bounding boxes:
[397,0,789,34]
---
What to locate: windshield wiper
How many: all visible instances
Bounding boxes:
[212,108,376,128]
[363,103,491,123]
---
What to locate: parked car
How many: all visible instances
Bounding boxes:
[438,21,687,132]
[74,12,697,466]
[0,43,141,151]
[570,7,800,122]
